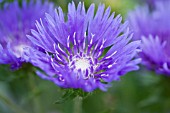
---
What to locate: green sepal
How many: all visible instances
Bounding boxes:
[55,88,94,104]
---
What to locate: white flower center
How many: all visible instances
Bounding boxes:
[13,44,28,58]
[75,58,90,71]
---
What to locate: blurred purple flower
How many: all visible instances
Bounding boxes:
[25,2,141,92]
[146,0,170,5]
[128,1,170,75]
[0,0,54,70]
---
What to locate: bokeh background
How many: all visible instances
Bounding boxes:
[1,0,170,113]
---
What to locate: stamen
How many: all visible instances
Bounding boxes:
[90,33,95,45]
[96,50,102,58]
[73,32,77,45]
[55,54,63,62]
[101,74,109,77]
[57,43,65,54]
[94,42,99,51]
[84,32,87,37]
[67,35,70,48]
[99,38,107,50]
[45,51,50,56]
[105,51,117,59]
[107,64,113,68]
[59,76,65,82]
[53,44,60,55]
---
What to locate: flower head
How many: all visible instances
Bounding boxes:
[25,2,140,92]
[128,1,170,75]
[0,0,53,69]
[146,0,170,5]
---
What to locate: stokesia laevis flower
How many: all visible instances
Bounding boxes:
[0,0,53,69]
[146,0,170,5]
[25,2,141,92]
[128,1,170,75]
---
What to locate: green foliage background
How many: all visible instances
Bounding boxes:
[0,0,170,113]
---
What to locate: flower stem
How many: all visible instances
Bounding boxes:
[0,93,28,113]
[73,96,83,113]
[28,73,43,113]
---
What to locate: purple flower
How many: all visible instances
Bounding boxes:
[25,2,141,92]
[128,1,170,75]
[146,0,170,5]
[0,0,53,69]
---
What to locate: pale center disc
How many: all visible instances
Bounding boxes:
[75,58,90,71]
